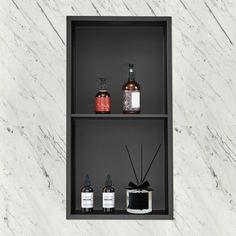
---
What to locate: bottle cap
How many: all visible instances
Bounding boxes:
[105,174,112,187]
[84,174,91,187]
[98,78,108,91]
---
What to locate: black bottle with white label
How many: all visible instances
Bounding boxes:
[102,174,115,213]
[81,174,93,213]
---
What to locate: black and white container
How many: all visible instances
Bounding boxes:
[125,144,161,214]
[126,182,152,214]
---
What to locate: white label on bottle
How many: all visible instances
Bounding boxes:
[81,192,93,208]
[131,91,140,108]
[103,192,115,208]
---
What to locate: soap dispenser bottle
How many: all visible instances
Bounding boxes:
[122,64,141,114]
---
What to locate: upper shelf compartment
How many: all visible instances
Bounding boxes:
[70,17,169,115]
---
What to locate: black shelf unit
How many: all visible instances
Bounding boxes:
[67,16,173,220]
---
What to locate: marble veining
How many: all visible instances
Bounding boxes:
[0,0,236,235]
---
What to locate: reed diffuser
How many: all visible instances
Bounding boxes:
[125,144,161,214]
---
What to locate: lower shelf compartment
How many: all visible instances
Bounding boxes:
[68,119,171,219]
[68,210,172,220]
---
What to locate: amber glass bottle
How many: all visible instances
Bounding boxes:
[95,78,111,114]
[122,64,140,114]
[81,175,93,213]
[102,174,115,213]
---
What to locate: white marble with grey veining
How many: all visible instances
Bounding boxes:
[0,0,236,235]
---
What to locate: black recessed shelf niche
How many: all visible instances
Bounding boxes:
[67,16,173,220]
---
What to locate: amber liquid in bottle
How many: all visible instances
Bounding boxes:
[122,64,140,114]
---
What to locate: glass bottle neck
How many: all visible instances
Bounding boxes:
[128,69,135,81]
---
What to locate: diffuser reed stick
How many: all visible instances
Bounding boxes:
[125,144,139,185]
[142,143,162,182]
[141,144,143,183]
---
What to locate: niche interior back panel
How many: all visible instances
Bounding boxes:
[72,119,167,212]
[67,16,172,220]
[72,25,166,114]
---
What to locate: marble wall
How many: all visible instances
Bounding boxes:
[0,0,236,235]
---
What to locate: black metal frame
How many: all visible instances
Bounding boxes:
[66,16,173,220]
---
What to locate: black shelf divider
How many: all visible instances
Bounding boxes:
[71,114,168,119]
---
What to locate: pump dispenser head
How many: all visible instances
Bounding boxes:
[128,64,135,80]
[105,174,112,187]
[84,174,91,187]
[129,64,134,72]
[98,77,108,91]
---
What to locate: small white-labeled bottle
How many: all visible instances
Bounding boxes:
[81,174,93,213]
[102,174,115,213]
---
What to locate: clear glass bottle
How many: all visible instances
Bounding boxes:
[122,64,141,114]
